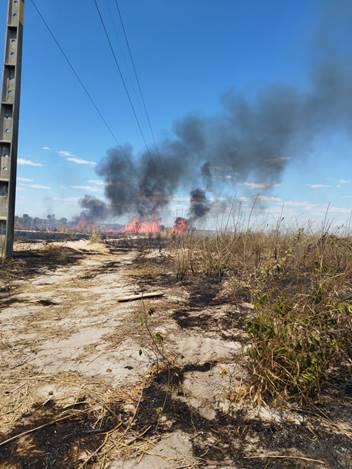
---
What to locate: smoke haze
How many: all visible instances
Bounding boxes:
[79,195,109,223]
[189,188,211,222]
[80,1,352,224]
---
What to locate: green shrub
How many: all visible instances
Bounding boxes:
[168,229,352,403]
[245,291,352,403]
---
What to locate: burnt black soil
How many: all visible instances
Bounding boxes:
[0,399,123,468]
[134,271,175,290]
[132,252,230,306]
[2,250,349,467]
[171,308,248,343]
[132,254,176,290]
[186,273,223,307]
[134,253,173,268]
[0,296,60,309]
[0,247,85,285]
[133,253,249,341]
[154,362,216,387]
[79,260,121,280]
[1,366,351,468]
[37,299,59,306]
[0,247,88,310]
[134,257,226,305]
[107,237,167,252]
[132,367,352,469]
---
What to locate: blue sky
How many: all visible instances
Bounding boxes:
[0,0,351,228]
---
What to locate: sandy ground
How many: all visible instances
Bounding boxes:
[0,240,351,468]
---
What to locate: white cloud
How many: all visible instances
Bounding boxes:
[285,200,312,207]
[71,185,103,193]
[213,174,235,181]
[328,206,351,214]
[17,177,33,182]
[171,195,190,202]
[17,179,50,190]
[336,179,350,188]
[29,184,51,190]
[87,179,105,186]
[280,201,351,215]
[57,150,75,158]
[57,150,96,166]
[284,200,318,211]
[66,157,96,166]
[18,158,44,167]
[306,184,330,189]
[240,181,279,190]
[265,156,291,163]
[337,179,350,185]
[53,197,80,204]
[41,146,51,151]
[256,195,283,203]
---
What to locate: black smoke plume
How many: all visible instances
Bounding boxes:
[97,145,136,216]
[83,1,352,223]
[79,195,108,223]
[189,189,210,222]
[201,162,213,191]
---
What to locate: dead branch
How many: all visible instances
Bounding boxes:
[244,454,325,465]
[117,292,164,302]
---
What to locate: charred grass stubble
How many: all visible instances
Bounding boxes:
[170,230,352,404]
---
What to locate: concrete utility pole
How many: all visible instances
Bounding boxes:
[0,0,24,258]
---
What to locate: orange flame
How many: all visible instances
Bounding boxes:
[120,218,161,235]
[173,217,188,235]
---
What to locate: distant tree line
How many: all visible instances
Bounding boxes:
[15,214,123,233]
[15,214,69,231]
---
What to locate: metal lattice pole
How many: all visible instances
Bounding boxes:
[0,0,24,258]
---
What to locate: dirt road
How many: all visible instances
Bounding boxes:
[0,241,239,467]
[0,240,351,468]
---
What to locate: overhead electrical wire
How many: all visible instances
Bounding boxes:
[93,0,151,153]
[113,0,156,145]
[29,0,119,145]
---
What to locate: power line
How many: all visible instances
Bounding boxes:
[94,0,151,153]
[113,0,156,145]
[29,0,119,145]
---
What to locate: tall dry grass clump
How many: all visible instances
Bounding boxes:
[169,227,352,403]
[89,231,102,244]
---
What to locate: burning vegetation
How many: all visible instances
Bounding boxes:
[3,2,352,467]
[69,0,352,236]
[120,217,161,235]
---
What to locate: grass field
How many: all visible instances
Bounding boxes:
[0,232,351,467]
[169,225,352,405]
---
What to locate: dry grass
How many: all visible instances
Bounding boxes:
[0,371,155,468]
[168,227,352,404]
[89,231,103,244]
